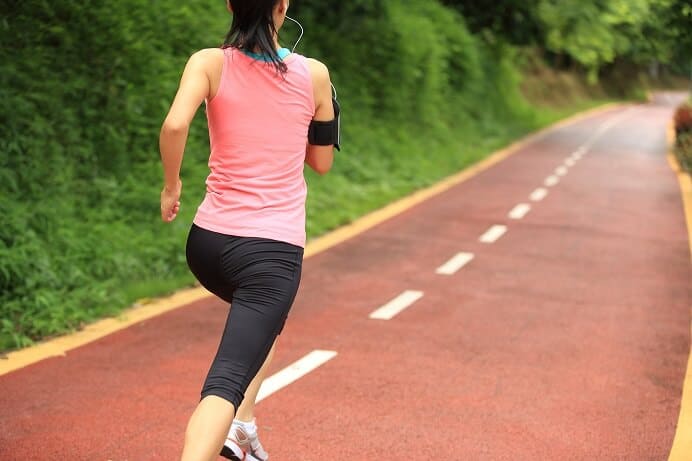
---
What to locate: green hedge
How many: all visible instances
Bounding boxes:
[1,0,227,347]
[0,0,604,350]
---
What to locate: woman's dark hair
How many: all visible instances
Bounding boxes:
[224,0,288,74]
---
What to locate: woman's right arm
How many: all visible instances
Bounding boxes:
[305,58,335,175]
[159,49,218,222]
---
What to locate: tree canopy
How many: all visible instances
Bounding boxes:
[442,0,691,76]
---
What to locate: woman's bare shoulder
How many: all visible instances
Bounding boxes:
[182,48,225,85]
[189,48,225,64]
[305,57,330,82]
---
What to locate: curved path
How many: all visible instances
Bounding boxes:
[1,94,690,460]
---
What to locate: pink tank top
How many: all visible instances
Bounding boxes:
[194,47,315,247]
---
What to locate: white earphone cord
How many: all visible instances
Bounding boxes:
[285,15,337,100]
[285,15,304,53]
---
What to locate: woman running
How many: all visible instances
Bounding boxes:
[159,1,336,460]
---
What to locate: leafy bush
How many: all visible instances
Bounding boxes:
[674,101,692,134]
[0,0,226,349]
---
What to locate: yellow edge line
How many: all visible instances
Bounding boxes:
[0,102,622,377]
[667,121,692,461]
[0,288,213,376]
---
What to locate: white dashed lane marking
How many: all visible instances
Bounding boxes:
[257,350,338,402]
[544,175,560,187]
[479,225,508,243]
[565,157,577,167]
[508,203,531,220]
[555,166,568,176]
[436,252,475,275]
[369,290,424,320]
[530,188,548,202]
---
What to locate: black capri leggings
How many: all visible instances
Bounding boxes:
[186,224,303,409]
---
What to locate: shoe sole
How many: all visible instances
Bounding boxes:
[220,445,242,461]
[220,445,261,461]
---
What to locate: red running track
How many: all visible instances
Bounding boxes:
[1,94,690,460]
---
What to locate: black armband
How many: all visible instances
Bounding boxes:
[308,95,341,151]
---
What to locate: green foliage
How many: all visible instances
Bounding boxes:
[0,0,226,349]
[675,101,692,171]
[537,0,653,79]
[439,0,542,46]
[0,0,622,351]
[633,0,692,73]
[442,0,691,79]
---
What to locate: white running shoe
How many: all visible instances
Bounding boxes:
[220,420,269,461]
[220,438,255,461]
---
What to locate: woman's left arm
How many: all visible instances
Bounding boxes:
[159,51,211,222]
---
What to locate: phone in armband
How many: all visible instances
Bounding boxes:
[308,85,341,151]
